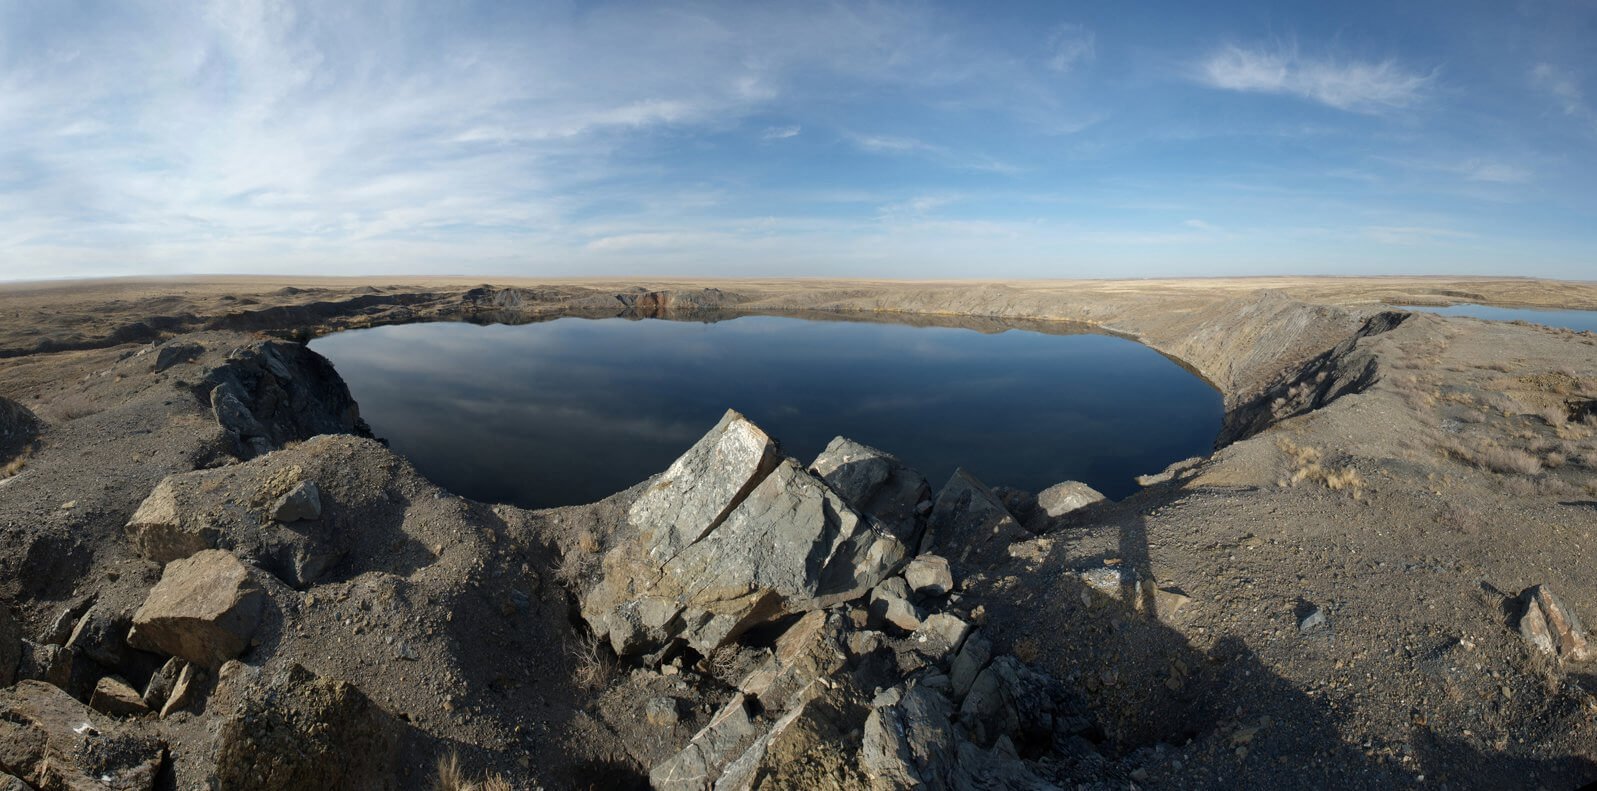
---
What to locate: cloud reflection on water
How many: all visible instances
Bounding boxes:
[311,316,1222,507]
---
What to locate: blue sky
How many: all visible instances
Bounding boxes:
[1,0,1594,281]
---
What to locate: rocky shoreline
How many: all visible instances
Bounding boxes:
[1,277,1596,789]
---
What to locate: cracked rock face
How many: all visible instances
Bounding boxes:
[628,409,782,565]
[200,340,369,460]
[1519,585,1592,662]
[809,436,933,540]
[582,412,922,658]
[0,680,166,790]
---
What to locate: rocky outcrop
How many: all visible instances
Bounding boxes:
[0,680,166,790]
[152,339,203,373]
[212,663,402,791]
[921,469,1028,568]
[124,436,433,587]
[128,550,264,669]
[583,412,921,658]
[1220,310,1410,444]
[615,287,736,313]
[0,607,18,687]
[198,340,369,459]
[1518,585,1592,662]
[645,570,1090,790]
[0,397,39,467]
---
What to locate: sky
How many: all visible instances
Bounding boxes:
[1,0,1595,281]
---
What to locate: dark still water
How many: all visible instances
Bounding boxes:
[1400,303,1597,334]
[309,316,1222,508]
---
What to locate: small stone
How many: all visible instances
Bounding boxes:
[904,555,954,598]
[870,583,923,632]
[645,696,680,727]
[1153,587,1193,619]
[90,676,151,717]
[143,657,183,709]
[914,613,971,657]
[160,663,203,718]
[1518,584,1592,661]
[1298,605,1328,633]
[271,480,323,523]
[1035,481,1106,518]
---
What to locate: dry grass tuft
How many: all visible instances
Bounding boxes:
[1479,447,1543,476]
[1535,407,1568,427]
[39,392,102,422]
[568,630,615,692]
[1440,438,1544,476]
[435,753,514,791]
[1276,439,1365,498]
[0,456,25,478]
[1503,477,1538,497]
[555,529,601,588]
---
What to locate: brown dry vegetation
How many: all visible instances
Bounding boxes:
[436,753,514,791]
[1277,437,1366,497]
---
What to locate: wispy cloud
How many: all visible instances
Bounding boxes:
[1046,25,1096,73]
[1454,160,1531,184]
[1364,225,1475,244]
[1531,63,1586,117]
[761,125,801,140]
[1196,43,1431,113]
[848,133,943,154]
[846,133,1021,174]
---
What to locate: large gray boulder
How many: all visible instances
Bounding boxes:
[810,436,932,540]
[124,476,224,565]
[628,409,781,563]
[128,550,264,669]
[583,415,918,657]
[196,340,369,460]
[921,470,1029,567]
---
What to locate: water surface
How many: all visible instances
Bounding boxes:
[1400,303,1597,333]
[310,316,1222,508]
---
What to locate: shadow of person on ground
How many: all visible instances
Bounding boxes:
[972,505,1597,789]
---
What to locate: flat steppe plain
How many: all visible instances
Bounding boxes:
[1,275,1594,790]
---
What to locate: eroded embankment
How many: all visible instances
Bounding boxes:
[439,284,1387,450]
